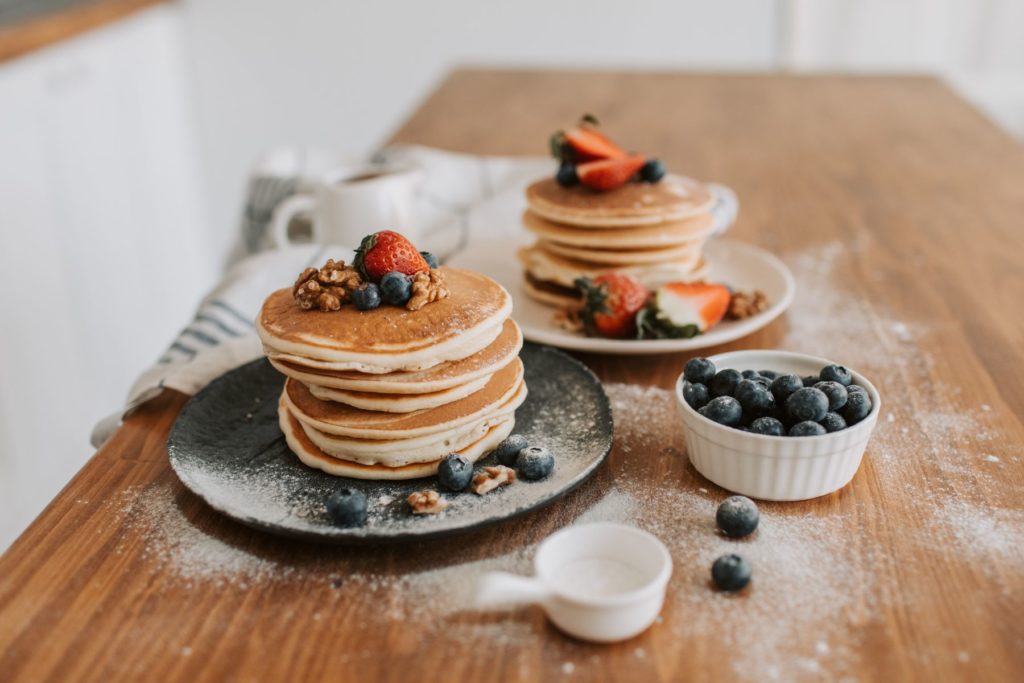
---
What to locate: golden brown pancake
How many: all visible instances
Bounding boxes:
[284,357,524,438]
[518,244,706,288]
[522,209,715,248]
[267,318,523,394]
[257,267,511,372]
[525,175,714,227]
[538,239,703,266]
[307,373,491,413]
[296,380,526,465]
[279,401,514,480]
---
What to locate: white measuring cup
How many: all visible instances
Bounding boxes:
[477,523,672,642]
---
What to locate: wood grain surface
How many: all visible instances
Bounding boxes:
[2,70,1024,683]
[0,0,165,63]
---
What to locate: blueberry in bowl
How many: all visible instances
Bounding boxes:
[675,350,881,501]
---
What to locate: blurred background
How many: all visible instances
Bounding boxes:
[1,0,1022,550]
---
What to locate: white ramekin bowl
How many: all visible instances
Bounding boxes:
[675,350,882,501]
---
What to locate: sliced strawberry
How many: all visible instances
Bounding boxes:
[575,272,650,338]
[564,126,626,161]
[655,282,731,332]
[577,154,647,192]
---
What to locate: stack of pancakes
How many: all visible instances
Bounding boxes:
[258,267,526,480]
[519,175,718,306]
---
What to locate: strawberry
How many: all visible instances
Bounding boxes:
[564,126,626,161]
[575,273,650,338]
[577,154,647,192]
[353,230,429,282]
[638,282,731,339]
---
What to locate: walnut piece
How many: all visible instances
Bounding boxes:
[471,466,516,495]
[727,289,769,320]
[292,259,363,311]
[552,304,584,334]
[407,490,449,515]
[406,269,451,311]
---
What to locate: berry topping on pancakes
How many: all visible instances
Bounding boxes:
[355,230,430,282]
[575,272,650,338]
[549,115,666,191]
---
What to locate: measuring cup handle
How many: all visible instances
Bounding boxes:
[476,571,552,608]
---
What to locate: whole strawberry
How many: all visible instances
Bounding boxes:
[353,230,429,282]
[575,273,650,338]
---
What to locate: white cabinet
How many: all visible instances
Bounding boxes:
[0,4,216,549]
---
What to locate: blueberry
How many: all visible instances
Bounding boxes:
[820,412,847,433]
[437,453,473,491]
[734,379,774,416]
[758,369,779,381]
[683,382,711,410]
[326,488,367,527]
[813,381,848,411]
[843,388,873,425]
[711,553,752,591]
[770,374,803,404]
[517,446,554,480]
[749,416,785,436]
[684,357,716,385]
[379,271,412,305]
[351,282,381,310]
[741,369,761,380]
[753,377,772,388]
[786,387,829,423]
[716,496,759,538]
[789,420,827,437]
[492,434,529,467]
[419,251,439,269]
[639,158,667,183]
[802,375,821,387]
[556,161,579,187]
[709,369,743,398]
[698,396,743,427]
[820,364,853,386]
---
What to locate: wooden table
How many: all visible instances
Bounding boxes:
[2,70,1023,682]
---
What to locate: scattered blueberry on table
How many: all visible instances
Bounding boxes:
[326,488,368,527]
[492,434,530,467]
[684,357,873,436]
[711,553,753,591]
[716,496,760,538]
[438,453,473,491]
[517,446,555,480]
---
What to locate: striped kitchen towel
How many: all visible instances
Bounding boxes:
[90,145,738,446]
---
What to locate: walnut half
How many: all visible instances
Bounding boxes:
[292,259,363,312]
[727,289,769,320]
[407,490,449,515]
[406,269,451,311]
[471,466,516,495]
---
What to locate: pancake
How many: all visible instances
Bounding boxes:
[518,244,708,289]
[284,357,524,439]
[525,175,715,227]
[280,403,514,480]
[538,239,703,266]
[295,380,526,465]
[307,372,491,413]
[267,319,523,394]
[522,276,583,308]
[257,267,512,373]
[522,209,715,248]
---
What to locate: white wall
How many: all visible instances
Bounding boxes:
[0,5,214,549]
[182,0,1024,265]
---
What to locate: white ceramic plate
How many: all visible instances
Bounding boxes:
[448,238,795,354]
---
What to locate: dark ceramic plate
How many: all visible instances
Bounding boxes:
[167,343,612,543]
